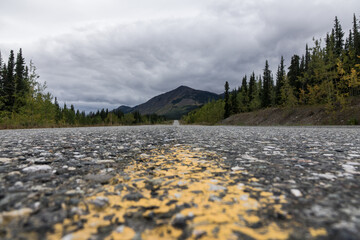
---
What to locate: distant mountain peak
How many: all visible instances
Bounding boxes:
[176,85,192,90]
[114,86,220,120]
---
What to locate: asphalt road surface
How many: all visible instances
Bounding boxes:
[0,125,359,240]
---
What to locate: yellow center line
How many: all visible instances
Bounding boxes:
[47,146,326,240]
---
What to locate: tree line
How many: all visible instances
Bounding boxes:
[183,14,360,124]
[0,49,166,128]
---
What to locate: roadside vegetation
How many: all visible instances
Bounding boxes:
[182,15,360,125]
[0,49,166,129]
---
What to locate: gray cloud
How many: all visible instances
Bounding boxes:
[1,0,359,112]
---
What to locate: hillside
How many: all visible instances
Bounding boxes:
[221,99,360,126]
[115,86,220,119]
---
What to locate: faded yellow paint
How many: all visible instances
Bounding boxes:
[142,225,182,240]
[47,146,293,240]
[309,227,327,238]
[236,223,290,240]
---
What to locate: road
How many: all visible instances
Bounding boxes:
[0,125,359,239]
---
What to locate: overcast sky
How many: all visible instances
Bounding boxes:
[1,0,359,112]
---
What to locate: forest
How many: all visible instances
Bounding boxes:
[0,50,166,128]
[183,15,360,124]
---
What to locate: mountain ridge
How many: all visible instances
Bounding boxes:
[114,86,220,119]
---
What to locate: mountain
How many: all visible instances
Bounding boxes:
[116,105,133,114]
[114,86,220,119]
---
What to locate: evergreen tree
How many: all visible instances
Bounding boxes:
[300,55,305,73]
[3,50,15,111]
[258,75,263,104]
[54,97,62,124]
[261,60,273,108]
[288,54,301,96]
[240,75,249,111]
[68,104,76,124]
[345,30,353,52]
[230,89,239,114]
[334,16,344,57]
[14,49,28,110]
[353,14,360,63]
[248,72,256,102]
[305,44,311,71]
[275,56,286,105]
[248,75,262,111]
[133,111,142,124]
[224,81,231,118]
[0,51,2,84]
[0,52,3,104]
[100,108,107,121]
[280,75,297,107]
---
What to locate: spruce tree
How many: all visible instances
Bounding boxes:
[14,48,27,110]
[248,72,256,102]
[54,97,62,124]
[4,50,15,111]
[288,54,301,96]
[0,52,4,109]
[300,55,305,73]
[334,16,344,57]
[224,81,231,118]
[275,56,286,105]
[261,60,272,108]
[305,44,311,71]
[0,51,3,93]
[230,89,239,114]
[353,14,360,63]
[258,75,263,104]
[280,76,297,107]
[240,76,249,112]
[346,30,353,52]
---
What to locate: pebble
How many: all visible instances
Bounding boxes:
[0,157,12,163]
[290,189,303,197]
[231,166,243,171]
[209,184,227,191]
[90,196,109,208]
[122,192,145,201]
[84,174,113,184]
[193,229,207,239]
[0,208,33,224]
[22,165,52,173]
[171,213,187,229]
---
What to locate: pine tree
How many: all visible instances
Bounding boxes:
[258,75,263,103]
[14,49,28,110]
[0,52,3,92]
[280,75,297,107]
[275,56,286,105]
[230,89,239,114]
[305,44,311,71]
[261,60,272,108]
[353,14,360,63]
[3,50,15,111]
[300,55,305,73]
[0,52,4,109]
[334,16,344,57]
[240,76,249,111]
[288,54,301,96]
[224,81,231,118]
[345,30,353,52]
[248,75,262,111]
[54,97,62,124]
[248,72,256,102]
